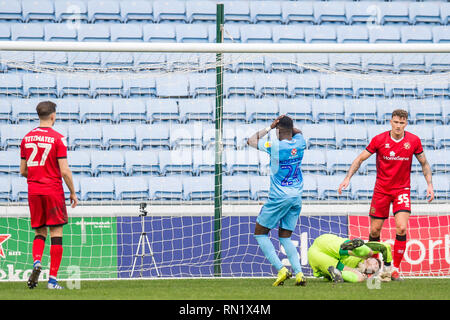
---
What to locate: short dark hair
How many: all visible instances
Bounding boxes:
[391,109,408,120]
[36,101,56,120]
[277,115,293,130]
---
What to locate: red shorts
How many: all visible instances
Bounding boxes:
[369,189,411,220]
[28,193,68,229]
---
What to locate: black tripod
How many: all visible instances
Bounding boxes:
[130,203,161,278]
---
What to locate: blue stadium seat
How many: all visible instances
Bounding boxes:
[22,0,55,22]
[369,26,401,43]
[0,74,23,97]
[335,124,368,149]
[90,78,123,98]
[246,99,279,123]
[304,25,337,43]
[426,150,450,174]
[441,3,450,25]
[221,24,241,43]
[0,24,10,41]
[379,2,409,25]
[153,0,186,23]
[0,178,11,202]
[77,24,110,41]
[11,23,44,41]
[376,99,409,124]
[0,0,22,22]
[272,25,305,43]
[352,79,386,99]
[133,53,166,72]
[102,124,137,150]
[409,2,441,25]
[401,26,433,43]
[176,24,209,43]
[0,150,20,175]
[178,99,213,123]
[113,99,146,123]
[223,74,256,98]
[250,175,270,201]
[329,53,362,72]
[146,100,179,123]
[67,150,92,176]
[44,24,78,41]
[35,52,68,68]
[67,52,101,68]
[345,2,378,25]
[361,53,394,73]
[229,53,265,73]
[22,73,57,98]
[123,77,156,98]
[223,1,251,24]
[409,101,443,125]
[432,26,450,43]
[287,73,321,98]
[443,101,450,124]
[416,174,449,200]
[224,149,259,176]
[313,1,346,25]
[169,122,203,149]
[235,123,260,149]
[311,99,345,123]
[114,176,149,200]
[189,73,215,97]
[80,177,115,201]
[120,0,153,23]
[0,51,34,72]
[317,175,351,200]
[326,149,359,175]
[156,74,190,98]
[186,0,216,23]
[0,101,11,123]
[183,176,214,201]
[55,0,88,23]
[203,124,236,150]
[11,99,40,123]
[405,125,434,150]
[385,80,418,98]
[79,100,113,123]
[110,24,143,42]
[11,177,27,202]
[87,0,121,23]
[192,149,215,175]
[351,175,376,200]
[278,99,313,124]
[319,75,353,98]
[367,124,391,141]
[393,53,426,73]
[344,99,378,124]
[222,98,247,122]
[159,149,193,176]
[424,53,450,73]
[240,25,272,43]
[223,175,251,201]
[135,123,170,150]
[433,125,450,149]
[0,124,33,149]
[56,75,90,98]
[124,151,160,176]
[300,149,327,175]
[281,1,314,24]
[301,124,336,149]
[419,80,450,99]
[166,53,200,72]
[68,125,103,150]
[148,176,183,201]
[297,52,329,71]
[336,26,369,43]
[250,1,282,24]
[255,74,289,98]
[90,150,125,176]
[302,175,318,200]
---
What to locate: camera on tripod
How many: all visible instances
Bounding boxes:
[139,203,148,217]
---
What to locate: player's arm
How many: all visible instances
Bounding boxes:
[292,127,302,136]
[415,152,434,203]
[247,115,284,149]
[58,158,78,208]
[20,159,28,178]
[338,149,372,194]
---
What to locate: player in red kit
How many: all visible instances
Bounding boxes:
[338,109,434,280]
[20,101,78,290]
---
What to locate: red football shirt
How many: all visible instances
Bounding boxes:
[20,127,67,196]
[366,130,423,193]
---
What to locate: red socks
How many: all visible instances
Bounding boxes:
[50,237,63,279]
[393,234,407,268]
[32,235,46,263]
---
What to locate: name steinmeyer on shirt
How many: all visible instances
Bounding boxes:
[24,135,55,144]
[382,155,410,161]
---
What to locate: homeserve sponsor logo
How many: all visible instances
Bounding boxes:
[383,151,409,161]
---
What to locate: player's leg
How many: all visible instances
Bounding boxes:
[391,190,411,280]
[48,225,64,289]
[368,191,390,259]
[27,195,46,289]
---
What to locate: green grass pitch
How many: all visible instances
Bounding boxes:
[0,278,449,300]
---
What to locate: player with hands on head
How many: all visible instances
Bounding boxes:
[338,109,434,281]
[20,101,78,290]
[248,115,306,286]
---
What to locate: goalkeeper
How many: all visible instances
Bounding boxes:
[307,234,392,283]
